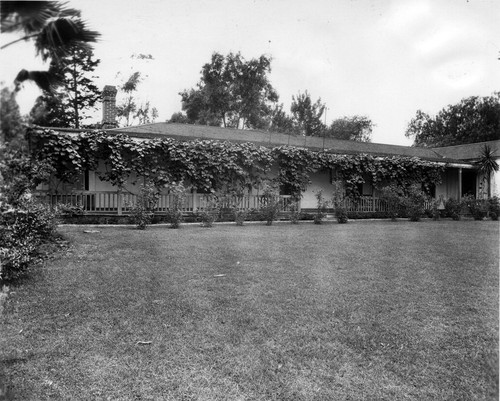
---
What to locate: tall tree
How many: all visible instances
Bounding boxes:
[325,116,373,142]
[290,91,326,136]
[30,90,70,127]
[1,1,100,93]
[179,52,278,129]
[29,45,101,128]
[406,93,500,147]
[269,103,298,134]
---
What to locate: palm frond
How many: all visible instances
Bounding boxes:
[14,69,61,93]
[35,17,100,60]
[476,145,499,174]
[0,1,80,34]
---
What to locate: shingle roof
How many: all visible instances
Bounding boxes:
[45,122,495,165]
[432,140,500,161]
[110,122,449,161]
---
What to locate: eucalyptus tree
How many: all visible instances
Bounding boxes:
[290,91,326,136]
[179,52,279,129]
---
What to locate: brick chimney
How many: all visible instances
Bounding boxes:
[101,85,117,128]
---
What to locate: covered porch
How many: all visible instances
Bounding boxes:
[33,191,297,215]
[33,190,434,216]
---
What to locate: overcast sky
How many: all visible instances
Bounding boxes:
[1,0,499,145]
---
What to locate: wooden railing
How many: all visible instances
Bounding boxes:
[343,197,390,212]
[34,191,436,215]
[33,191,296,214]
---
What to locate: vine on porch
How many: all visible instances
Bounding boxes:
[29,128,445,197]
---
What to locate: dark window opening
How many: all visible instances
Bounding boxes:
[422,183,436,198]
[462,170,476,197]
[279,183,294,196]
[356,181,373,196]
[194,187,212,195]
[84,170,90,191]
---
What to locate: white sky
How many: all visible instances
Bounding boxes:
[1,0,499,145]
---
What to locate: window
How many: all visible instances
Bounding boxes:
[78,170,90,191]
[356,181,373,196]
[422,183,436,198]
[84,170,90,191]
[193,187,212,195]
[279,183,294,196]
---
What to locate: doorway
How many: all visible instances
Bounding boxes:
[462,170,477,197]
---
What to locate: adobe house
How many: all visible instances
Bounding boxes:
[33,86,499,215]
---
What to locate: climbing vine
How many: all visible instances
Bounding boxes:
[29,128,445,197]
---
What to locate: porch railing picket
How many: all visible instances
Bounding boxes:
[33,191,433,216]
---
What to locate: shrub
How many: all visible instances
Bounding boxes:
[430,201,440,220]
[489,196,499,220]
[198,210,215,227]
[380,184,428,222]
[335,206,348,224]
[288,200,301,224]
[444,197,463,220]
[198,197,220,228]
[462,195,488,221]
[401,185,428,222]
[233,208,248,226]
[55,203,85,217]
[260,182,281,226]
[165,182,187,229]
[380,185,403,221]
[0,199,57,282]
[313,190,329,224]
[128,183,159,230]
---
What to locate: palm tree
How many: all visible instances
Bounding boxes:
[1,1,100,93]
[476,144,499,198]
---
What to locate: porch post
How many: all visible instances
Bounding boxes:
[117,188,123,215]
[458,168,462,201]
[192,191,197,212]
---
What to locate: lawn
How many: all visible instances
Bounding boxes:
[1,220,498,400]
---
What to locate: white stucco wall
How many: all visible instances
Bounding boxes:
[491,169,500,197]
[301,170,332,209]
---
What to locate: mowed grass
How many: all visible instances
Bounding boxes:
[1,220,498,400]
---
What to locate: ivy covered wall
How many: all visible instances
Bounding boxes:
[29,128,446,205]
